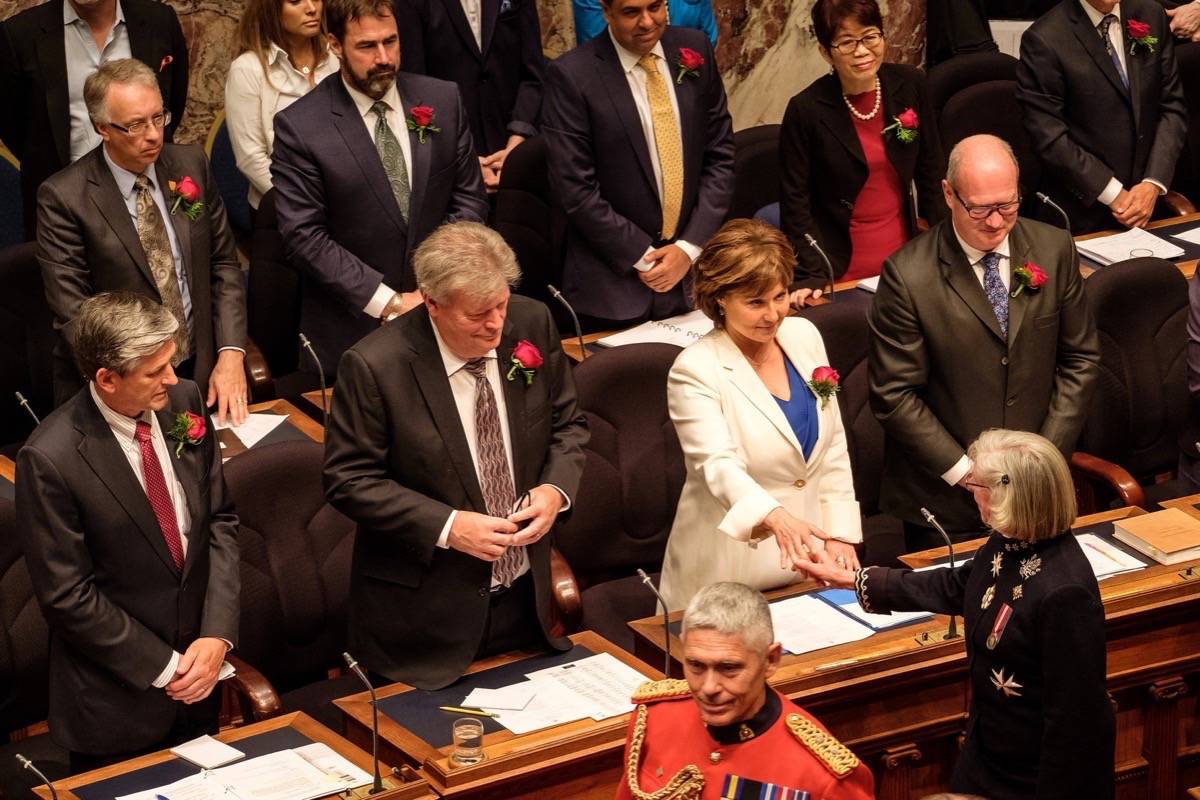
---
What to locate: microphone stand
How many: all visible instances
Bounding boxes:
[299,333,328,437]
[15,755,59,800]
[15,392,40,426]
[1036,192,1078,269]
[637,569,672,677]
[343,652,384,794]
[548,284,587,361]
[920,508,961,641]
[803,234,836,302]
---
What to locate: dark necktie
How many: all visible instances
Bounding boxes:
[370,101,411,222]
[1099,14,1129,90]
[135,420,185,571]
[980,252,1009,340]
[134,175,190,362]
[464,358,522,587]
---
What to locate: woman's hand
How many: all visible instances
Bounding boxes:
[793,555,857,589]
[788,288,823,313]
[822,538,861,572]
[762,507,826,571]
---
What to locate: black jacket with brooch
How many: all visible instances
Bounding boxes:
[857,531,1114,800]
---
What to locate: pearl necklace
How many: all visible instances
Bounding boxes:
[843,77,882,121]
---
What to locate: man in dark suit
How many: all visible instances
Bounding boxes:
[16,292,239,772]
[0,0,188,241]
[869,134,1100,550]
[36,58,247,426]
[396,0,545,190]
[324,222,587,689]
[1016,0,1187,234]
[272,0,489,376]
[542,0,734,330]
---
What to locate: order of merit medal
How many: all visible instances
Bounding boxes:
[987,602,1013,650]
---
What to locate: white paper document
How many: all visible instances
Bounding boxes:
[1077,533,1147,579]
[1076,227,1185,265]
[1170,226,1200,246]
[817,588,933,631]
[213,412,288,448]
[461,683,537,711]
[477,675,592,735]
[169,734,244,769]
[291,743,373,790]
[117,772,220,800]
[596,309,714,349]
[768,594,875,656]
[855,275,881,293]
[525,652,649,721]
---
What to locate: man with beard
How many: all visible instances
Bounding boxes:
[271,0,488,375]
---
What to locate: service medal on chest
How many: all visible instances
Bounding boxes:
[981,584,996,610]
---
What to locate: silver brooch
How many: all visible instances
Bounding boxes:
[1018,554,1042,580]
[991,667,1023,698]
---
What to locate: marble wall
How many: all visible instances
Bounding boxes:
[1,0,926,144]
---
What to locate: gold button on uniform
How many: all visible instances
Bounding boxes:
[793,479,807,489]
[709,751,721,763]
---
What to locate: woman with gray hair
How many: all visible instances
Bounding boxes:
[799,429,1115,800]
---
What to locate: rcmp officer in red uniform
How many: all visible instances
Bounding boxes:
[615,582,875,800]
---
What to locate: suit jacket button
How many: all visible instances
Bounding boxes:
[1006,397,1016,407]
[1001,356,1009,366]
[793,479,806,489]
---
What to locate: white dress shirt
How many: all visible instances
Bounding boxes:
[607,31,701,269]
[341,78,416,319]
[65,0,131,163]
[89,383,191,687]
[1078,0,1167,204]
[461,0,483,48]
[224,45,339,207]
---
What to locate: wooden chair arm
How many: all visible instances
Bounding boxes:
[225,653,282,723]
[549,545,582,635]
[244,337,275,403]
[1070,451,1145,513]
[1162,191,1197,217]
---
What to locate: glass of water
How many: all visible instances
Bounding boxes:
[451,718,485,766]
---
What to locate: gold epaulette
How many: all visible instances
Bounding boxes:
[630,678,692,704]
[785,713,861,779]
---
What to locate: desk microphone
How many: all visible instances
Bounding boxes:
[15,754,58,800]
[15,392,40,426]
[343,652,384,794]
[920,507,961,641]
[1036,192,1078,268]
[803,234,836,302]
[636,569,672,678]
[299,333,328,437]
[547,284,587,362]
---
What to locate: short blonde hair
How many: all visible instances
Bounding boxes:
[968,429,1076,542]
[413,221,521,303]
[83,58,160,125]
[692,219,795,327]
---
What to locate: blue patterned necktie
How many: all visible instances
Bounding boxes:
[1099,14,1129,90]
[980,252,1009,339]
[370,101,411,222]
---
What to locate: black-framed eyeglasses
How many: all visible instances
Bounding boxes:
[953,187,1020,221]
[830,31,884,55]
[107,111,172,136]
[965,474,1010,491]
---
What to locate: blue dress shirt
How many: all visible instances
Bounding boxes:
[772,356,819,461]
[573,0,718,46]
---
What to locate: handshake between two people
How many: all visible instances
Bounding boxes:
[447,484,564,561]
[758,507,860,588]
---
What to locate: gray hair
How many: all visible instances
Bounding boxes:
[682,582,774,653]
[413,222,521,304]
[968,429,1077,542]
[84,58,161,125]
[945,134,1020,189]
[68,292,180,380]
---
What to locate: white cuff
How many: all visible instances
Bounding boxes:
[1143,179,1167,196]
[820,500,863,543]
[364,283,396,319]
[217,346,246,356]
[941,455,972,487]
[152,651,182,688]
[718,492,784,542]
[674,240,702,263]
[1099,178,1124,207]
[544,483,572,513]
[437,510,456,549]
[633,246,656,273]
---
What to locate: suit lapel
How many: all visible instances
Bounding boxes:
[329,79,407,235]
[662,35,700,206]
[595,36,659,197]
[37,1,72,167]
[879,68,914,181]
[716,333,806,459]
[1005,222,1036,345]
[816,79,866,167]
[87,150,156,288]
[1069,4,1132,103]
[154,403,204,577]
[480,0,500,57]
[75,395,181,577]
[1121,18,1144,129]
[153,153,194,292]
[397,75,432,231]
[497,329,527,492]
[441,0,483,58]
[938,223,1006,342]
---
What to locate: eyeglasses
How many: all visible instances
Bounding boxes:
[830,32,884,55]
[953,188,1020,221]
[107,111,172,136]
[964,474,1011,491]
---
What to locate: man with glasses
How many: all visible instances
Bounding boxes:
[36,58,249,427]
[868,134,1100,551]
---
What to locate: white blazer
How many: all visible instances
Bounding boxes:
[659,317,862,611]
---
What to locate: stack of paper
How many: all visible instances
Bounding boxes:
[1076,533,1147,578]
[596,309,713,349]
[816,588,933,631]
[1076,227,1184,265]
[768,594,875,656]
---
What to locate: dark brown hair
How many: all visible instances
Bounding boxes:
[692,219,796,328]
[324,0,393,42]
[237,0,329,89]
[810,0,884,49]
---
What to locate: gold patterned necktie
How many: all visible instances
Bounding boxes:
[133,174,190,362]
[636,52,683,241]
[371,101,411,222]
[464,358,523,587]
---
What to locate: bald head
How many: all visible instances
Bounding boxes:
[945,134,1019,192]
[942,134,1022,252]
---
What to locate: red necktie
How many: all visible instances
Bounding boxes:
[135,420,185,570]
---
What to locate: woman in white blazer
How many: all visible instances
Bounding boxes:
[224,0,338,210]
[659,219,862,611]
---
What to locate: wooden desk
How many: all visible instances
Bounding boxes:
[33,712,435,800]
[336,631,661,799]
[0,455,14,484]
[629,506,1200,799]
[249,398,325,443]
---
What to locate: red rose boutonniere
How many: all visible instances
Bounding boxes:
[883,107,920,144]
[158,54,173,72]
[168,176,203,220]
[168,410,206,457]
[675,47,704,84]
[1011,261,1048,298]
[1126,18,1157,55]
[506,340,543,385]
[406,105,441,143]
[807,366,841,409]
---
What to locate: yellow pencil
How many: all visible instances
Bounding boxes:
[438,705,498,718]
